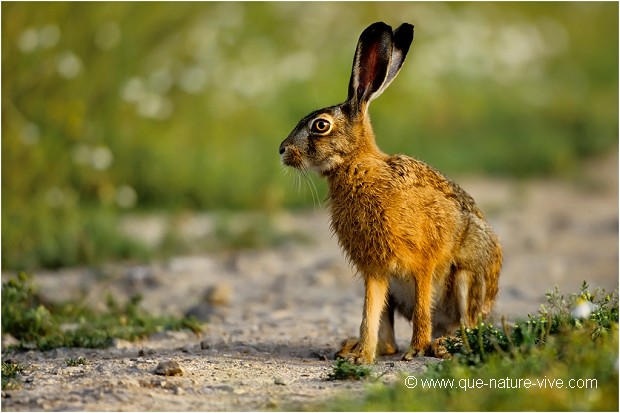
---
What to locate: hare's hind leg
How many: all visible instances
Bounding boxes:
[377,293,398,355]
[455,268,479,326]
[456,217,502,323]
[402,270,433,360]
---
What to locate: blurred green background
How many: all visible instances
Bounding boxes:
[2,2,618,270]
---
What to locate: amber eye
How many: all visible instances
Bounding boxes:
[310,118,332,134]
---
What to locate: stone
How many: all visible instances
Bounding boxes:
[153,361,183,376]
[274,377,288,386]
[203,283,232,307]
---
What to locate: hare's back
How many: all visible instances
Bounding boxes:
[385,154,483,219]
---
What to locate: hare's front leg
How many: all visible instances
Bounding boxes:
[336,291,397,361]
[337,276,388,365]
[402,273,433,360]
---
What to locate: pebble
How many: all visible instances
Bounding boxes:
[185,305,220,322]
[274,377,288,386]
[203,283,233,306]
[1,334,19,350]
[153,361,183,376]
[138,348,157,357]
[230,345,257,355]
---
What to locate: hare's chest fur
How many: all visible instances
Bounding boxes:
[327,158,465,275]
[328,183,394,271]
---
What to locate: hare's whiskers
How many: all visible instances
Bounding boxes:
[300,167,321,211]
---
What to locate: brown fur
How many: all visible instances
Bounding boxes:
[279,22,502,364]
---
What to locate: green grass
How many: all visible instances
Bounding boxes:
[1,273,202,351]
[329,359,374,381]
[2,2,618,270]
[2,205,151,270]
[324,283,619,411]
[65,357,87,367]
[1,362,26,390]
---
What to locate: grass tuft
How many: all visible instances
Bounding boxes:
[328,359,373,381]
[443,281,618,366]
[65,357,87,367]
[1,362,26,390]
[1,273,202,351]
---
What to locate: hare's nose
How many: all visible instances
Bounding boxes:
[278,143,286,155]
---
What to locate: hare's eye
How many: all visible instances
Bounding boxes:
[310,118,332,134]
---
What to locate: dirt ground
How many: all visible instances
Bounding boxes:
[2,151,618,411]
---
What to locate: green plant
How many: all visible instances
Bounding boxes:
[1,362,25,390]
[324,283,619,411]
[65,357,87,367]
[1,273,202,351]
[444,281,618,365]
[329,359,373,381]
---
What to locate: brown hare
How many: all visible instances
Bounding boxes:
[279,22,502,364]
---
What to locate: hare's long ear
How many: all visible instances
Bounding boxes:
[347,22,393,112]
[375,23,414,97]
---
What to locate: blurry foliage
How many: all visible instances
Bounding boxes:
[2,2,618,269]
[1,272,202,350]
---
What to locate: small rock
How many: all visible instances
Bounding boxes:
[274,377,288,386]
[138,348,156,357]
[2,334,19,350]
[265,399,279,409]
[200,340,210,350]
[154,361,183,376]
[185,305,220,322]
[203,283,232,307]
[177,345,194,353]
[231,345,257,355]
[308,351,329,361]
[173,386,185,395]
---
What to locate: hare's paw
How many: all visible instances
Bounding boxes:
[430,337,451,359]
[401,346,426,361]
[402,338,451,360]
[334,337,359,360]
[335,337,374,365]
[377,340,398,356]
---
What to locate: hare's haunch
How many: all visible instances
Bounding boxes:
[279,22,502,365]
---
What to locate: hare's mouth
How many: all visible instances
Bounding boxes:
[280,146,306,170]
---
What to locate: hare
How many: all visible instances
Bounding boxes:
[279,22,502,364]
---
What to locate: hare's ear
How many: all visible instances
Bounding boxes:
[375,23,414,97]
[347,22,393,112]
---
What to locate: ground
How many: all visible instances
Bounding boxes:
[1,151,617,411]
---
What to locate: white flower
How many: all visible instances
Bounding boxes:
[571,299,593,319]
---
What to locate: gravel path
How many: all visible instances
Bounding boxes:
[2,152,617,411]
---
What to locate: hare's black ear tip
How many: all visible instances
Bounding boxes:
[365,22,392,33]
[394,23,415,44]
[397,23,415,34]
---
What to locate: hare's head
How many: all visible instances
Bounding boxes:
[279,22,414,175]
